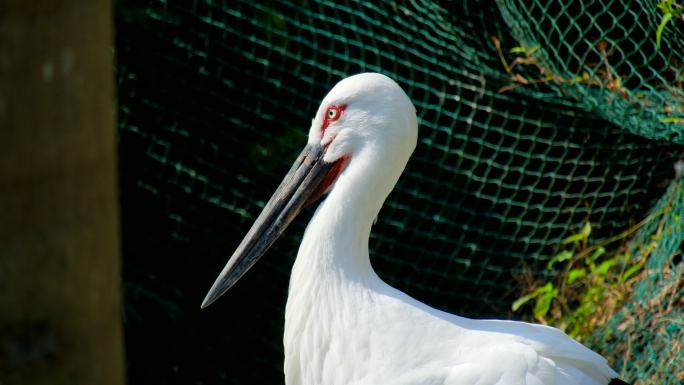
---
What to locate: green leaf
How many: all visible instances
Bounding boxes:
[657,0,673,14]
[512,282,554,312]
[562,233,584,244]
[595,259,615,276]
[622,262,644,282]
[657,13,673,49]
[547,250,574,270]
[512,292,537,311]
[562,222,591,244]
[533,283,557,318]
[589,246,606,262]
[659,117,683,124]
[567,268,587,284]
[510,45,540,55]
[509,46,527,54]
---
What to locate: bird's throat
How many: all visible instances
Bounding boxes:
[304,155,349,207]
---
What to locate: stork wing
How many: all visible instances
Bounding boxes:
[471,319,618,385]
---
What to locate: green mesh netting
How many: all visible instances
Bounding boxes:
[116,1,683,384]
[588,179,683,384]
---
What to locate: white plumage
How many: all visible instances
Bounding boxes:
[203,73,626,385]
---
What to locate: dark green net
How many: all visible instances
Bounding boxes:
[116,1,683,384]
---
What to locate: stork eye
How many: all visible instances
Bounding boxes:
[321,105,346,134]
[327,108,340,120]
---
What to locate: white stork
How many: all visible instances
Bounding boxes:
[202,73,630,385]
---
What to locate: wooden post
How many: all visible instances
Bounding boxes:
[0,1,125,384]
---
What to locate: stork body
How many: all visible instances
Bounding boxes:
[203,73,629,385]
[283,157,615,385]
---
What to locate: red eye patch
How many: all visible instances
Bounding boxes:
[321,104,346,135]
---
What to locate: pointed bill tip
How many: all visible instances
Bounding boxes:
[200,276,231,309]
[200,290,220,309]
[200,292,215,309]
[200,297,212,309]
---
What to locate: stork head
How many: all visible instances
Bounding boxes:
[202,73,417,308]
[310,73,417,166]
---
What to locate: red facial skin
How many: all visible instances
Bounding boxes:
[304,104,349,207]
[321,104,346,136]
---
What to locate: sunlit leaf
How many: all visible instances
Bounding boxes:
[547,250,574,269]
[562,222,591,244]
[595,259,615,275]
[622,262,644,282]
[533,283,557,318]
[513,282,555,312]
[659,117,683,124]
[656,13,673,49]
[567,268,587,284]
[512,292,537,311]
[589,246,606,262]
[657,0,671,13]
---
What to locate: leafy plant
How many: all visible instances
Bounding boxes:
[512,218,659,341]
[491,37,628,98]
[656,1,684,49]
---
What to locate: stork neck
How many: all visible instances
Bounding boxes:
[297,149,394,279]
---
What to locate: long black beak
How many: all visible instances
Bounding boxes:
[201,143,333,308]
